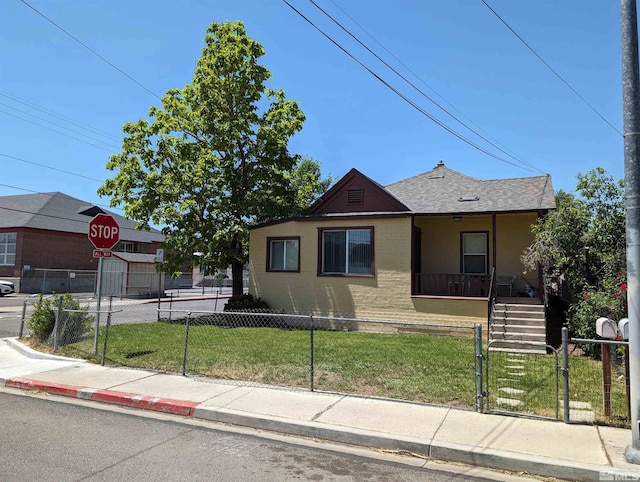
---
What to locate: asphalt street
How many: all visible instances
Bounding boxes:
[0,390,527,481]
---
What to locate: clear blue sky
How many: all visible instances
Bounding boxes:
[0,0,624,216]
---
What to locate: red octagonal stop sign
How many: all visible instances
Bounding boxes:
[88,214,120,250]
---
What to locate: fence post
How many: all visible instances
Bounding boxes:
[310,314,315,392]
[562,326,570,423]
[182,312,191,376]
[19,297,28,338]
[100,311,112,366]
[53,296,62,352]
[475,323,483,412]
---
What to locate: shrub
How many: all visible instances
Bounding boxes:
[224,294,270,312]
[27,294,56,342]
[27,293,94,344]
[568,291,615,358]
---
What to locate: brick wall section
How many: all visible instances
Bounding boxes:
[0,228,160,279]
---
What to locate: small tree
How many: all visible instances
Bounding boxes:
[522,167,626,354]
[99,21,330,296]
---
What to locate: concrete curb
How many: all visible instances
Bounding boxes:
[4,338,85,363]
[5,378,199,416]
[192,406,632,482]
[7,375,636,482]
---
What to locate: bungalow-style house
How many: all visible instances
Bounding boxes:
[0,192,164,293]
[249,161,555,325]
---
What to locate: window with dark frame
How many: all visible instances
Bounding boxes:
[320,228,373,275]
[461,232,487,274]
[267,237,300,272]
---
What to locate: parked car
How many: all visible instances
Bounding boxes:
[0,280,15,296]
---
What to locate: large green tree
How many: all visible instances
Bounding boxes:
[522,167,626,349]
[99,21,329,296]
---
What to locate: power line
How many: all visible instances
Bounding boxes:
[0,153,104,182]
[283,0,543,174]
[307,0,543,174]
[0,102,120,150]
[0,184,125,215]
[326,0,527,169]
[481,0,622,137]
[0,109,117,153]
[0,204,153,235]
[20,0,162,101]
[0,91,121,142]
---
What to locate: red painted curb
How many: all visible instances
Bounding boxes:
[6,378,198,417]
[91,389,199,416]
[6,378,83,397]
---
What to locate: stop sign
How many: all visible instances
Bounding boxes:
[88,214,120,250]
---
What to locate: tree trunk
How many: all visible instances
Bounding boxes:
[231,260,244,297]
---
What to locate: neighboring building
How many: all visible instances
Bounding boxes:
[248,161,555,324]
[0,192,164,293]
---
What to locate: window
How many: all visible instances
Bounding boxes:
[320,228,373,275]
[120,241,135,253]
[462,232,487,274]
[267,237,299,272]
[0,232,16,266]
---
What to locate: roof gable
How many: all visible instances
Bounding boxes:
[307,168,409,215]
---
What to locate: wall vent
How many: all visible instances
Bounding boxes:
[347,188,363,204]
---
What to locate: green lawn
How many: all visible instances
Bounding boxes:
[60,320,479,408]
[55,320,631,426]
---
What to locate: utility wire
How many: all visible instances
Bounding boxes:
[308,0,543,174]
[326,0,527,168]
[0,102,120,150]
[0,205,154,234]
[0,153,104,182]
[283,0,542,174]
[481,0,622,137]
[0,109,117,153]
[0,184,126,215]
[20,0,162,101]
[0,91,121,142]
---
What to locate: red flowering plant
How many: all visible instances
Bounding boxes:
[569,270,627,358]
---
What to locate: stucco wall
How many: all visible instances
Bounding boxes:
[414,213,538,294]
[249,216,486,324]
[495,213,539,293]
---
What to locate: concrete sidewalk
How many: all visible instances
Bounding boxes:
[1,337,638,481]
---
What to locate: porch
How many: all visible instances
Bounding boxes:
[413,273,492,298]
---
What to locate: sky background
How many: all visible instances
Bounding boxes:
[0,0,625,218]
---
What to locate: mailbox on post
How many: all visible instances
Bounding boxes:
[596,317,618,339]
[619,318,629,341]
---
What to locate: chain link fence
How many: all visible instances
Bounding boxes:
[563,333,631,426]
[18,295,483,409]
[17,295,632,427]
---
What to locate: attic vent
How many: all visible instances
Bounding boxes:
[78,205,106,217]
[428,175,445,179]
[458,196,480,202]
[347,188,363,204]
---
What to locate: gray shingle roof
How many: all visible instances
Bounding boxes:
[113,252,158,263]
[385,164,555,214]
[0,192,164,243]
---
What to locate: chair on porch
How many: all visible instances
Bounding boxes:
[496,273,516,296]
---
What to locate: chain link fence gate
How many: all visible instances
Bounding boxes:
[485,341,560,420]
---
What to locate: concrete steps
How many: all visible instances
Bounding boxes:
[490,301,546,354]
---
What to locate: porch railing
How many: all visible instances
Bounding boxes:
[414,273,491,298]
